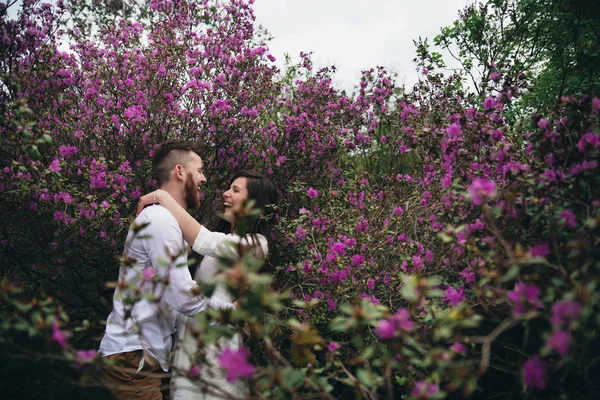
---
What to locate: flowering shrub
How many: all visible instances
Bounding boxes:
[1,0,599,399]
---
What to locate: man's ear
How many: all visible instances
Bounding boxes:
[175,164,185,181]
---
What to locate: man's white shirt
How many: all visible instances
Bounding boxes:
[99,205,233,371]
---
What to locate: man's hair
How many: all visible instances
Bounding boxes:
[152,139,203,186]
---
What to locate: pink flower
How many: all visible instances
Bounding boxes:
[559,209,577,229]
[295,226,307,241]
[74,349,97,369]
[52,321,68,349]
[328,342,340,352]
[529,243,550,257]
[218,346,254,383]
[490,72,501,81]
[351,254,364,266]
[551,300,581,327]
[375,319,396,339]
[444,286,465,306]
[53,210,65,222]
[592,97,600,113]
[468,178,496,206]
[522,355,547,389]
[393,206,404,216]
[508,282,543,315]
[412,255,424,270]
[412,381,440,399]
[331,241,346,255]
[375,308,413,339]
[59,145,78,158]
[441,174,452,188]
[547,330,570,356]
[461,268,476,284]
[450,343,467,353]
[57,192,73,204]
[367,279,375,290]
[483,97,496,110]
[143,268,155,281]
[49,159,61,173]
[187,365,201,378]
[537,118,549,130]
[307,187,318,199]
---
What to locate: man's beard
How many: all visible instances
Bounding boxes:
[184,172,201,209]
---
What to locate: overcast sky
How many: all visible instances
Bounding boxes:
[253,0,471,93]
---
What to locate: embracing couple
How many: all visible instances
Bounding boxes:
[98,140,279,399]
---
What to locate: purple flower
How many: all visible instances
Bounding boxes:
[328,342,340,352]
[375,308,414,339]
[412,381,440,399]
[49,159,61,173]
[375,319,396,339]
[412,255,424,270]
[461,268,476,284]
[447,123,462,136]
[468,178,496,206]
[592,97,600,113]
[307,187,318,199]
[143,268,155,281]
[331,241,346,255]
[547,330,570,356]
[551,300,581,327]
[52,322,67,349]
[483,97,496,110]
[74,349,97,369]
[559,209,577,229]
[441,174,452,188]
[529,243,550,257]
[490,72,501,81]
[450,343,467,353]
[507,282,543,315]
[59,145,78,158]
[444,286,465,306]
[367,279,375,290]
[540,169,557,182]
[295,226,307,241]
[537,118,549,130]
[393,206,404,216]
[217,346,255,383]
[522,355,547,389]
[187,365,201,378]
[351,254,364,266]
[57,192,73,204]
[355,218,369,232]
[53,210,65,222]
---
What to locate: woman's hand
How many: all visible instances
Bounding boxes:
[136,189,163,216]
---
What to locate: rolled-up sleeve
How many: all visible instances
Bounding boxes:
[192,227,240,259]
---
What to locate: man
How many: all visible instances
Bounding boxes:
[99,140,233,399]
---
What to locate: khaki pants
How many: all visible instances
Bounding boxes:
[100,350,165,400]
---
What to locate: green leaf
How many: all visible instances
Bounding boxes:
[358,345,375,361]
[281,367,304,389]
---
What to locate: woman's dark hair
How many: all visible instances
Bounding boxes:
[214,170,279,241]
[190,170,279,277]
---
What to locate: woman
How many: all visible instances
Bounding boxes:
[137,170,278,399]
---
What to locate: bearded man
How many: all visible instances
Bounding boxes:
[99,140,233,399]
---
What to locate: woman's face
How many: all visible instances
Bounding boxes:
[223,177,249,216]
